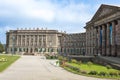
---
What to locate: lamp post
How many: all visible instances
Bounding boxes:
[12,36,15,55]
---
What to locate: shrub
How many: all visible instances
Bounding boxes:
[58,56,63,61]
[87,61,93,66]
[88,71,98,75]
[66,64,80,72]
[106,65,112,69]
[56,61,59,64]
[50,56,53,59]
[63,57,67,61]
[0,58,7,62]
[45,53,58,59]
[109,72,118,77]
[81,70,87,74]
[0,58,2,62]
[99,72,107,76]
[71,59,77,63]
[118,72,120,76]
[59,60,62,65]
[77,61,82,65]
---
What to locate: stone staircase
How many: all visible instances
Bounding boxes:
[100,56,120,64]
[94,56,120,70]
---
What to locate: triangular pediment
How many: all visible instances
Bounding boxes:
[91,4,119,21]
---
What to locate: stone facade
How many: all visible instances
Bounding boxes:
[61,33,86,56]
[6,4,120,57]
[85,4,120,57]
[6,28,65,55]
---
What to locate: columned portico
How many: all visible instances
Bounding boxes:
[96,19,120,57]
[85,4,120,57]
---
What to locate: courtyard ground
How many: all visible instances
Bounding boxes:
[0,55,110,80]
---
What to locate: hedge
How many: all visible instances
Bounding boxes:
[65,64,80,72]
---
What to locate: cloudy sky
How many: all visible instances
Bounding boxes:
[0,0,120,44]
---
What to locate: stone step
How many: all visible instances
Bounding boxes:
[99,56,120,65]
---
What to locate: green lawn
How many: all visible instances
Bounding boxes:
[0,55,20,72]
[65,62,120,79]
[66,62,119,73]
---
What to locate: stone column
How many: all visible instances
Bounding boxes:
[28,48,30,53]
[17,48,19,53]
[25,35,27,47]
[29,35,31,47]
[46,34,48,54]
[111,21,115,56]
[41,35,43,54]
[33,35,35,47]
[56,34,58,54]
[37,35,39,47]
[117,19,120,57]
[21,35,23,47]
[40,35,43,48]
[33,35,35,53]
[38,48,39,53]
[97,26,101,55]
[16,35,18,46]
[106,23,110,56]
[33,48,34,53]
[102,25,105,56]
[95,27,98,55]
[28,35,31,53]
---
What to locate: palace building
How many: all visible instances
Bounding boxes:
[6,28,65,55]
[6,4,120,57]
[61,33,86,56]
[85,4,120,57]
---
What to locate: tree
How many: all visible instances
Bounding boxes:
[0,42,4,53]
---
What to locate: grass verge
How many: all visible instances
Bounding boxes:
[0,55,20,72]
[63,62,120,79]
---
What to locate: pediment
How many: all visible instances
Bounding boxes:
[91,4,119,21]
[98,8,113,17]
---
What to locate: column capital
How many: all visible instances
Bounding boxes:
[97,26,101,30]
[107,23,110,27]
[102,24,105,30]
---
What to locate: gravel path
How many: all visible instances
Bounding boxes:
[0,56,110,80]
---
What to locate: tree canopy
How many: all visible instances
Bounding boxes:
[0,42,4,53]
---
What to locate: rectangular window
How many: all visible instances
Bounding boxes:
[109,24,112,45]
